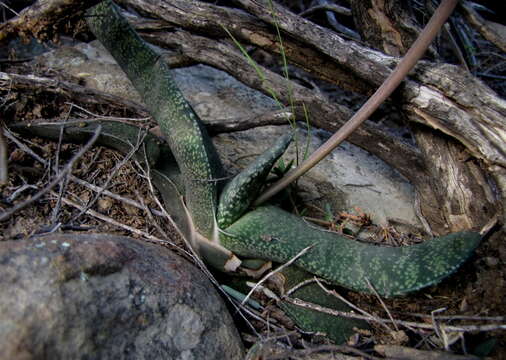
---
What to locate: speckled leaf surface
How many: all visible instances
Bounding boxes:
[11,121,164,167]
[217,133,292,228]
[87,1,223,238]
[221,206,481,296]
[278,266,369,343]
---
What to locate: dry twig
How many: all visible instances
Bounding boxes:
[242,245,315,306]
[313,277,392,332]
[0,125,102,222]
[49,190,179,246]
[267,343,381,360]
[0,126,7,185]
[69,175,166,218]
[69,129,147,222]
[283,297,506,333]
[365,277,399,332]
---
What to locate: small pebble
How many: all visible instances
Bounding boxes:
[484,256,499,267]
[98,197,113,211]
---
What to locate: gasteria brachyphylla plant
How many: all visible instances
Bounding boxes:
[15,0,480,343]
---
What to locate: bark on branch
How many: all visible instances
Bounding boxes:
[0,0,101,44]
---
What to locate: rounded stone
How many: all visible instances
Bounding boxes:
[0,233,244,359]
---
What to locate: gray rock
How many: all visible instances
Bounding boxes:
[213,125,418,226]
[34,41,142,102]
[0,233,244,360]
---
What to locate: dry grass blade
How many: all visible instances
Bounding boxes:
[0,126,7,184]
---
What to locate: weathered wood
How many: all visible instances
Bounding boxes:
[232,0,506,171]
[350,0,422,57]
[460,1,506,53]
[0,0,101,44]
[349,0,498,234]
[123,0,501,234]
[115,0,371,94]
[412,126,497,233]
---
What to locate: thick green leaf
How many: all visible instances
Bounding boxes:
[221,206,481,296]
[217,133,292,228]
[87,0,224,238]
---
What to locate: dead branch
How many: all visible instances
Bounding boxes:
[1,72,303,134]
[117,0,371,94]
[0,0,100,45]
[0,71,149,115]
[141,30,426,182]
[233,0,505,171]
[460,1,506,53]
[346,0,500,234]
[140,26,498,233]
[255,0,460,206]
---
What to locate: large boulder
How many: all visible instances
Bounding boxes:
[0,233,244,360]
